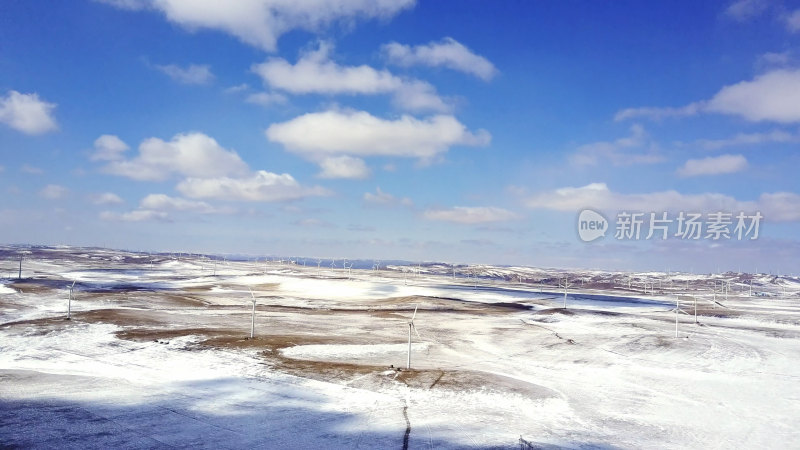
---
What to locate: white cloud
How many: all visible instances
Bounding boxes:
[0,90,58,135]
[245,91,287,106]
[614,103,703,122]
[382,37,497,81]
[176,170,329,202]
[317,156,370,179]
[90,192,124,205]
[39,184,68,200]
[523,182,800,222]
[101,0,415,52]
[363,187,412,206]
[94,0,147,10]
[20,164,44,175]
[154,63,214,85]
[696,129,796,150]
[570,124,665,166]
[724,0,767,21]
[758,51,792,67]
[224,83,250,94]
[423,206,518,224]
[99,210,169,222]
[616,69,800,123]
[91,134,129,161]
[265,109,490,162]
[139,193,225,213]
[785,9,800,32]
[677,154,748,177]
[251,41,448,112]
[102,132,249,181]
[705,69,800,122]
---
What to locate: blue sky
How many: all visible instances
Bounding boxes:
[2,0,800,273]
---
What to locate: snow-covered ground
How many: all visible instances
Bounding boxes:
[1,246,799,448]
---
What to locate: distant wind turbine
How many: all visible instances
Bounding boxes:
[67,280,76,320]
[406,304,421,370]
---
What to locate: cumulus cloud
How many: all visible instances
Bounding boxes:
[99,210,169,222]
[90,192,124,205]
[265,109,490,163]
[382,37,498,81]
[154,63,214,85]
[423,206,518,224]
[0,90,58,135]
[99,0,415,52]
[523,182,800,222]
[616,69,800,124]
[101,132,249,181]
[176,170,329,202]
[317,156,370,179]
[677,154,748,177]
[570,124,664,166]
[363,187,412,207]
[251,42,448,112]
[91,134,129,161]
[705,69,800,122]
[39,184,68,200]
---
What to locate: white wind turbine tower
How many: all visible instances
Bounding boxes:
[67,280,76,320]
[343,260,353,278]
[406,304,421,370]
[317,259,322,275]
[560,276,571,309]
[249,288,257,338]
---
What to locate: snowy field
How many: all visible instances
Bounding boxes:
[1,246,799,449]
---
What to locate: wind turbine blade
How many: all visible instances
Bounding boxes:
[249,287,256,300]
[412,323,421,339]
[411,304,418,321]
[71,280,76,288]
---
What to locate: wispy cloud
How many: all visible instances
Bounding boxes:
[677,154,748,177]
[570,124,664,166]
[153,63,214,85]
[39,184,68,200]
[382,37,498,81]
[363,187,413,207]
[176,171,330,202]
[696,129,797,150]
[524,182,800,222]
[423,206,518,224]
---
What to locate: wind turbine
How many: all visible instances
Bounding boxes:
[317,259,322,275]
[406,304,421,370]
[249,288,257,338]
[560,276,570,309]
[343,260,353,278]
[67,280,76,320]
